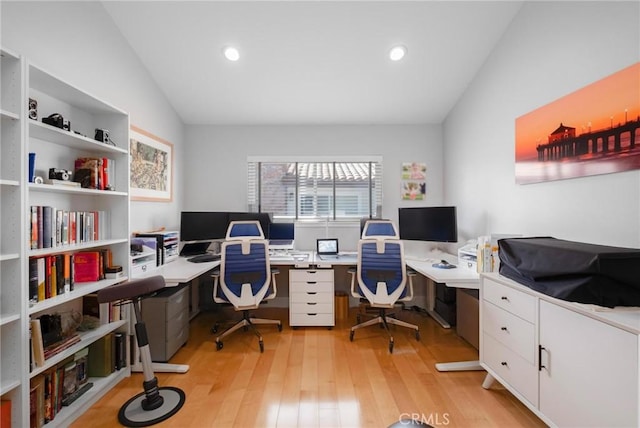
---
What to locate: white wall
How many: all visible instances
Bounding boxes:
[184,124,444,251]
[1,1,184,233]
[444,1,640,248]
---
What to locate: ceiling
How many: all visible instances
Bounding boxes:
[102,1,522,126]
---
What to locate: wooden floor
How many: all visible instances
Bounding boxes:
[71,307,546,428]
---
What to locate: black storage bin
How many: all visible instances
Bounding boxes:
[498,237,640,308]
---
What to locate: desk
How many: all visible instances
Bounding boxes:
[406,254,482,372]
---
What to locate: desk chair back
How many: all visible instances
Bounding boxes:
[355,220,411,307]
[216,221,274,310]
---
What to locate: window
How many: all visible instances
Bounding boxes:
[247,158,382,220]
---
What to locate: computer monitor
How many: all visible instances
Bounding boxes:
[398,206,458,243]
[180,211,229,243]
[227,212,272,237]
[268,222,294,240]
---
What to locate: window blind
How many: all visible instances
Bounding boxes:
[247,158,382,220]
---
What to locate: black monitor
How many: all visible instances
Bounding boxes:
[268,222,295,240]
[398,206,458,242]
[180,211,229,243]
[228,212,272,237]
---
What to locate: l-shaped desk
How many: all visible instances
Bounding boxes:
[140,250,481,373]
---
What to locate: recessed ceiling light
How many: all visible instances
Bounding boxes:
[223,46,240,61]
[389,45,407,61]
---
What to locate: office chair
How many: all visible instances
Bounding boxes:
[212,221,282,352]
[97,276,185,427]
[349,220,420,353]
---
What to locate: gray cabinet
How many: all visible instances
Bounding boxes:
[141,284,189,362]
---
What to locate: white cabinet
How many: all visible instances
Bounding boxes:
[480,273,640,428]
[289,269,335,327]
[0,47,131,427]
[1,46,27,428]
[538,300,639,427]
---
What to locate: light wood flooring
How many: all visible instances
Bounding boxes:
[71,307,546,428]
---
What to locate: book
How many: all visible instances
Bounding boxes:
[43,178,80,187]
[43,334,81,360]
[36,258,45,302]
[114,332,126,370]
[73,348,89,386]
[29,258,39,305]
[73,251,100,282]
[73,158,102,189]
[30,375,45,428]
[42,206,53,248]
[63,254,72,293]
[87,333,115,377]
[1,399,11,428]
[30,205,38,249]
[30,319,45,368]
[55,254,64,296]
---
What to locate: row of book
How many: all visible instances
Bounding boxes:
[28,249,113,305]
[73,157,113,191]
[29,332,128,428]
[30,294,124,371]
[29,206,109,250]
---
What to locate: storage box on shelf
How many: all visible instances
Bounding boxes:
[1,55,131,428]
[1,47,26,428]
[130,237,158,278]
[134,230,179,266]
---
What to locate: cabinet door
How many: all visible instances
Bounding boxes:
[539,300,638,427]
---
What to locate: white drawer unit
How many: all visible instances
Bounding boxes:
[289,269,335,327]
[480,273,640,428]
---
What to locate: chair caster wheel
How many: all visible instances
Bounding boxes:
[216,341,223,351]
[259,340,264,353]
[415,331,420,341]
[349,331,355,341]
[389,341,394,353]
[211,326,218,334]
[277,324,283,332]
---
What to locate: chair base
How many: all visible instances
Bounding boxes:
[214,310,282,352]
[350,308,420,353]
[118,386,185,427]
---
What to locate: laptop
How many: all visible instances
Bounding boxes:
[317,238,340,260]
[268,223,295,250]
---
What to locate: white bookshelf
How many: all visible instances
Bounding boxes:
[1,46,27,427]
[0,46,132,427]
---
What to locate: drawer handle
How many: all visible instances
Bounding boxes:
[500,326,508,331]
[307,292,317,295]
[500,361,508,367]
[539,345,548,371]
[307,302,317,306]
[307,281,317,285]
[500,296,509,301]
[307,313,317,316]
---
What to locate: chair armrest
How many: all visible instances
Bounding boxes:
[348,267,362,299]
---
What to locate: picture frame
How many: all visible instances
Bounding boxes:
[129,125,173,201]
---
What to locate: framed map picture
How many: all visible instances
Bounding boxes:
[130,125,173,201]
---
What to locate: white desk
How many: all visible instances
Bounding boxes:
[406,254,482,372]
[151,256,220,286]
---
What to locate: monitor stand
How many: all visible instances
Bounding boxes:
[179,242,211,257]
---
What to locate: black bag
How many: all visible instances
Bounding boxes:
[498,237,640,308]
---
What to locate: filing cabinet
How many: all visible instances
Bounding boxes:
[141,283,189,362]
[289,269,335,327]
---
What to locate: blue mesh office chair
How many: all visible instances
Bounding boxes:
[349,220,419,353]
[212,221,282,352]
